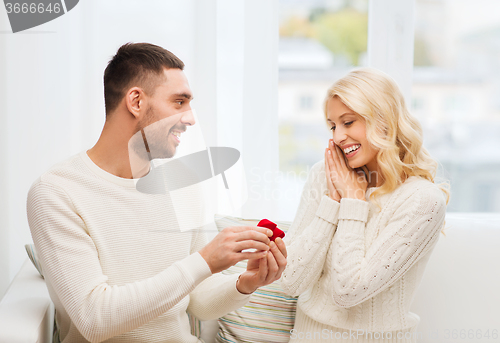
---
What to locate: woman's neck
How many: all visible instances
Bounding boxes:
[365,161,383,187]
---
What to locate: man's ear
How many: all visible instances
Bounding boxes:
[125,87,145,119]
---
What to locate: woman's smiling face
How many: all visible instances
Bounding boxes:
[326,96,379,172]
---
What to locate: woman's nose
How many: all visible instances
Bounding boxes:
[333,128,347,146]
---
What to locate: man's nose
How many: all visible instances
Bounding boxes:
[181,109,196,126]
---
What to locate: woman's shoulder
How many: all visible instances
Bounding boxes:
[402,176,440,191]
[398,176,447,208]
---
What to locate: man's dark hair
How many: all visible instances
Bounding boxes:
[103,42,185,115]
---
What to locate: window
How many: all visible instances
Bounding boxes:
[414,0,500,212]
[299,95,314,110]
[278,0,500,218]
[278,0,369,220]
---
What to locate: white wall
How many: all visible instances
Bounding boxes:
[0,0,198,297]
[0,0,279,297]
[193,0,280,221]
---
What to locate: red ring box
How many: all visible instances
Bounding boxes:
[258,219,285,242]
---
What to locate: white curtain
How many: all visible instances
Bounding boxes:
[368,0,415,105]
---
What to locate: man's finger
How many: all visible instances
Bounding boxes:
[251,226,274,237]
[232,226,273,237]
[268,243,286,284]
[235,240,269,253]
[239,250,268,260]
[266,243,279,282]
[274,237,287,259]
[258,254,268,282]
[233,228,271,244]
[270,239,286,270]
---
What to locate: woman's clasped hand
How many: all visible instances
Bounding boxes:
[324,139,368,202]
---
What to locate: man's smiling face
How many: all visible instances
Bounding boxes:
[136,68,195,159]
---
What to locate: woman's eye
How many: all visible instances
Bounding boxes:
[330,126,336,131]
[345,121,354,127]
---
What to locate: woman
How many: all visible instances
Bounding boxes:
[281,68,449,342]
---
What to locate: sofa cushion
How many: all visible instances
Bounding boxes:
[214,215,297,343]
[25,244,44,278]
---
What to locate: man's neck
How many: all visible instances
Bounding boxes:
[87,120,150,179]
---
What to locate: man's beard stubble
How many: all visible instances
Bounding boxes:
[130,106,185,161]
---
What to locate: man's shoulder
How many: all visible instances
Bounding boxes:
[30,152,89,193]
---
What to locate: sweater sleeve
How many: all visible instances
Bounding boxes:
[329,184,447,308]
[27,181,213,342]
[186,228,251,320]
[280,161,340,296]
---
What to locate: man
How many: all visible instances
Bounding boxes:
[27,42,287,343]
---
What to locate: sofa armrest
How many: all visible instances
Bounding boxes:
[0,258,54,343]
[410,213,500,342]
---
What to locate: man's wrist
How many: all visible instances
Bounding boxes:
[236,274,255,295]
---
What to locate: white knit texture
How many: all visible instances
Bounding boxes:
[27,152,251,343]
[281,160,446,340]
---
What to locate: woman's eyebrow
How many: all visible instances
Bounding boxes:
[339,112,355,118]
[327,113,355,123]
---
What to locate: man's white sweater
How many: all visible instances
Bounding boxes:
[27,151,250,343]
[281,161,447,341]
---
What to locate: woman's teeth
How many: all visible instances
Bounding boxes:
[343,144,360,154]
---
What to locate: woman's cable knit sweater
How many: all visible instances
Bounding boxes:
[281,160,447,339]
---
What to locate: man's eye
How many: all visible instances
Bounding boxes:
[176,100,183,105]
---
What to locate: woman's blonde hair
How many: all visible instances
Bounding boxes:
[324,67,450,207]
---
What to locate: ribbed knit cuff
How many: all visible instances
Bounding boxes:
[339,198,369,222]
[315,195,340,224]
[228,273,253,301]
[178,252,213,286]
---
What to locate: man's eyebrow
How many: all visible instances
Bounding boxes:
[172,93,193,100]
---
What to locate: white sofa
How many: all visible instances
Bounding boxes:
[1,213,499,343]
[0,259,54,343]
[409,213,500,342]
